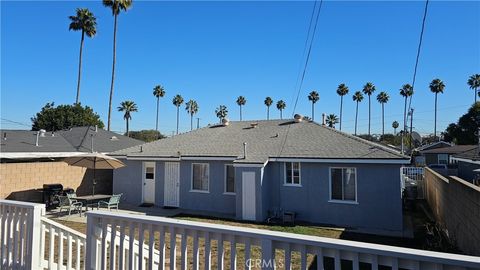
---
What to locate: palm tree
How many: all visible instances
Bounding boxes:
[172,94,184,135]
[236,96,246,121]
[104,0,133,131]
[215,105,228,122]
[362,82,376,136]
[468,74,480,103]
[185,100,199,131]
[307,91,320,121]
[392,121,399,135]
[429,78,446,139]
[376,91,390,136]
[352,91,364,135]
[264,97,273,120]
[117,100,137,137]
[336,83,349,131]
[399,84,414,139]
[276,100,286,119]
[325,114,339,128]
[152,85,165,132]
[69,8,97,105]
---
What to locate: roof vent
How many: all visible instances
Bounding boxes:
[39,129,46,137]
[222,118,230,126]
[322,113,326,126]
[110,136,119,141]
[51,131,55,137]
[294,114,303,123]
[250,122,258,128]
[3,132,6,141]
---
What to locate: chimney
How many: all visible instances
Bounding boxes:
[322,113,326,126]
[243,142,247,159]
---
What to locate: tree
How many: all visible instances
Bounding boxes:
[69,8,97,105]
[31,103,104,131]
[215,105,228,122]
[400,84,414,142]
[442,102,480,145]
[352,91,364,135]
[128,130,165,142]
[276,100,286,119]
[468,74,480,103]
[104,0,133,131]
[117,100,137,137]
[172,94,184,135]
[307,91,320,121]
[185,100,199,131]
[336,83,349,131]
[264,97,273,120]
[376,91,389,136]
[392,121,399,135]
[152,85,165,132]
[236,96,246,121]
[429,78,446,139]
[362,82,376,136]
[325,114,339,128]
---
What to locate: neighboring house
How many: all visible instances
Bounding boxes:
[451,146,480,184]
[111,119,410,234]
[414,141,452,166]
[0,126,143,200]
[418,145,476,166]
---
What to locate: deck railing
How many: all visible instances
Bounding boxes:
[2,200,480,270]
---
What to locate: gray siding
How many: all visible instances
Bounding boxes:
[113,159,143,205]
[263,162,403,232]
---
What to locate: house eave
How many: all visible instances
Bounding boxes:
[451,157,480,165]
[269,157,410,164]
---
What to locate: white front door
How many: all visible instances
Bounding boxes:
[143,162,156,204]
[164,162,180,207]
[242,171,256,221]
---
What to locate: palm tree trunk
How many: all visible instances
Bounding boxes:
[382,103,385,136]
[75,31,85,105]
[339,96,343,131]
[475,87,477,103]
[176,106,179,135]
[126,118,129,137]
[368,96,371,136]
[155,97,159,132]
[280,110,283,120]
[267,106,270,120]
[434,93,437,140]
[312,102,314,121]
[190,114,193,131]
[107,14,118,131]
[355,102,359,135]
[240,106,242,121]
[403,97,407,139]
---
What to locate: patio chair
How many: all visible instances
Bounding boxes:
[98,194,122,211]
[57,195,83,217]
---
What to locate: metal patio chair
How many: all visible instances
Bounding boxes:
[57,195,83,216]
[97,193,122,211]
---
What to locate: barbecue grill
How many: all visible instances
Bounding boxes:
[42,184,74,210]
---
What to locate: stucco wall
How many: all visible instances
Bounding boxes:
[425,168,480,256]
[263,162,403,232]
[0,161,113,201]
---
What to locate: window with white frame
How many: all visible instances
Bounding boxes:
[225,165,235,193]
[285,162,301,185]
[145,164,155,180]
[330,168,356,202]
[438,154,449,165]
[192,163,209,191]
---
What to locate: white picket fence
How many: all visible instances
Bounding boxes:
[2,199,480,270]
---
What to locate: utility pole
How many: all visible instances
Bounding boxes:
[409,108,414,151]
[196,118,200,129]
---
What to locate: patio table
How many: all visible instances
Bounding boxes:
[73,194,112,211]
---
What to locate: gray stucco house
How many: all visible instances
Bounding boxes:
[111,119,410,233]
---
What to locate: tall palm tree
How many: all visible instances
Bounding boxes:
[376,91,390,136]
[468,74,480,103]
[117,100,137,137]
[399,84,414,139]
[307,91,320,121]
[104,0,133,131]
[325,114,339,128]
[264,97,273,120]
[352,91,364,135]
[429,78,446,139]
[392,121,399,135]
[236,96,246,121]
[172,94,184,135]
[362,82,376,136]
[69,8,97,105]
[152,85,165,132]
[336,83,349,131]
[215,105,228,122]
[276,100,286,119]
[185,100,199,131]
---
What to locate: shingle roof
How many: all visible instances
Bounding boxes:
[452,146,480,161]
[420,145,477,154]
[112,119,409,164]
[0,130,77,153]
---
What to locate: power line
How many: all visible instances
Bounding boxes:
[0,118,31,128]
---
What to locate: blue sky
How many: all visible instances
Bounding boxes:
[1,1,479,136]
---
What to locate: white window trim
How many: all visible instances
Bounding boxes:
[284,162,302,187]
[437,154,449,164]
[224,164,236,195]
[329,167,358,204]
[190,163,210,193]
